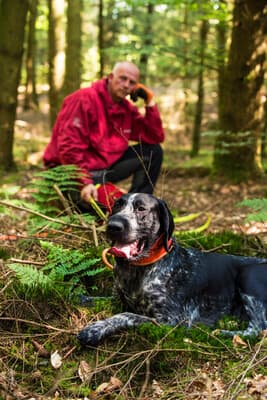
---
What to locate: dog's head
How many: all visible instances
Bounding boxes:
[106,193,174,261]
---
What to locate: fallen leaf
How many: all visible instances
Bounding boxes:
[109,376,123,390]
[50,350,63,369]
[152,379,164,397]
[95,382,110,394]
[245,374,267,396]
[78,360,92,383]
[95,376,123,395]
[32,340,50,358]
[233,335,247,347]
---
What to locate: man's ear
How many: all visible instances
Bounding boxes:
[157,199,174,251]
[107,72,114,81]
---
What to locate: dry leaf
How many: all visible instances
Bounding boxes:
[233,335,247,347]
[95,382,110,394]
[50,350,63,369]
[245,374,267,396]
[78,360,92,383]
[95,376,123,394]
[32,340,50,358]
[152,379,164,397]
[109,376,123,389]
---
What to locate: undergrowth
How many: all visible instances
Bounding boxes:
[8,241,106,301]
[0,165,267,399]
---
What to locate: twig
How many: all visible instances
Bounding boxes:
[91,221,99,247]
[53,184,72,216]
[62,345,77,359]
[8,258,45,266]
[0,317,75,334]
[138,358,150,399]
[0,200,92,230]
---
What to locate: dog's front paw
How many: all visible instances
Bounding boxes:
[77,321,106,346]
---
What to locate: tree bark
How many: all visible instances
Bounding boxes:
[216,3,227,124]
[214,0,267,180]
[139,3,154,83]
[63,0,83,96]
[48,0,65,127]
[0,0,29,171]
[191,19,209,157]
[98,0,104,78]
[24,0,39,110]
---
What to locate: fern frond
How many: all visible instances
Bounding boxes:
[8,264,53,293]
[238,198,267,222]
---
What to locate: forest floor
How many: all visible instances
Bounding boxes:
[0,96,267,399]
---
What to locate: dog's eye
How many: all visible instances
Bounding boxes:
[137,206,146,212]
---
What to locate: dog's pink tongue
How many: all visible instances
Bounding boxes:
[109,246,131,258]
[109,242,138,259]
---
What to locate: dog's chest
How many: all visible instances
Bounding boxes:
[114,264,169,315]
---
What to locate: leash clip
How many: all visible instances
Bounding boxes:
[102,248,114,270]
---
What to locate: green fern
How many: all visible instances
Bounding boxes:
[8,264,54,295]
[24,164,97,232]
[8,241,106,300]
[30,164,86,215]
[238,198,267,222]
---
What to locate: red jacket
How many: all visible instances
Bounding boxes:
[43,78,165,185]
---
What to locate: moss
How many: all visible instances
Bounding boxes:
[176,230,265,258]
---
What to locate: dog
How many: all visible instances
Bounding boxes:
[77,193,267,346]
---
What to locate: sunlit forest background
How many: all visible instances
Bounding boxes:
[1,0,267,181]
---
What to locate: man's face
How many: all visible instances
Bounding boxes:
[108,64,139,102]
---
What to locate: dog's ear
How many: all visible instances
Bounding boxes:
[157,199,174,251]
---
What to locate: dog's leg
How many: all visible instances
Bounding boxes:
[221,294,267,337]
[77,312,156,346]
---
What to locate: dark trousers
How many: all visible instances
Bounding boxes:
[91,143,163,193]
[69,143,163,213]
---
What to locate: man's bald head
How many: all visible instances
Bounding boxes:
[108,61,140,102]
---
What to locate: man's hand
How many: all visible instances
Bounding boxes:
[81,184,98,203]
[130,83,154,105]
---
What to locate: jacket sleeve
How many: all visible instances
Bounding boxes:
[129,104,165,144]
[56,94,95,185]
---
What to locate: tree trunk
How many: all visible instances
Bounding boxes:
[182,4,191,138]
[261,97,267,159]
[0,0,29,171]
[191,19,209,157]
[24,0,39,110]
[213,0,267,181]
[63,0,83,96]
[216,4,227,124]
[139,3,154,83]
[98,0,104,78]
[48,0,65,127]
[101,0,120,75]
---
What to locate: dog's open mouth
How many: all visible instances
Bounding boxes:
[109,239,146,259]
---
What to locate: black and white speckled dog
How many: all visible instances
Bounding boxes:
[77,193,267,346]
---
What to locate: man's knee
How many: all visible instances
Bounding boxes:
[142,143,163,163]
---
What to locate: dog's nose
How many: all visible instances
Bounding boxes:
[107,220,124,233]
[106,216,128,239]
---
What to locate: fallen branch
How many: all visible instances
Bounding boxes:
[8,258,46,266]
[0,316,75,334]
[0,200,94,231]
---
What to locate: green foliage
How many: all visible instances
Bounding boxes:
[8,241,105,300]
[9,263,53,295]
[30,165,84,214]
[238,198,267,223]
[176,230,265,257]
[26,164,96,232]
[137,323,234,356]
